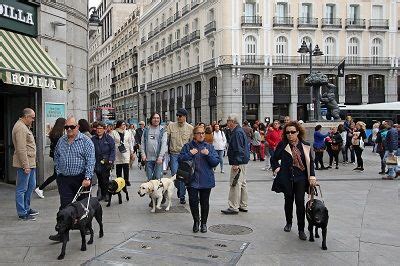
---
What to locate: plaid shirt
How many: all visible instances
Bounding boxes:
[54,132,95,179]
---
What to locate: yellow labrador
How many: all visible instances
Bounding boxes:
[137,175,176,213]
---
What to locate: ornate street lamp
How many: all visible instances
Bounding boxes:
[297,41,324,121]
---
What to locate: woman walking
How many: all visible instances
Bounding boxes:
[251,125,261,161]
[338,124,347,164]
[212,124,227,173]
[352,121,367,171]
[326,126,343,169]
[179,125,220,233]
[110,120,135,186]
[375,122,388,175]
[35,118,66,198]
[313,125,329,170]
[271,121,317,240]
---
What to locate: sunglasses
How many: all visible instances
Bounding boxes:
[194,132,205,135]
[285,130,298,135]
[177,115,184,117]
[64,125,77,130]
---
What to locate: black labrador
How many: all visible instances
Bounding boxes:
[306,197,329,250]
[55,197,104,260]
[106,178,129,207]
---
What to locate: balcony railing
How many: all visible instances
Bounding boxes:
[297,17,318,28]
[190,30,200,41]
[148,30,154,39]
[165,44,172,54]
[146,65,200,89]
[271,56,391,66]
[203,58,215,70]
[141,36,146,44]
[153,51,159,60]
[154,26,159,34]
[240,55,264,65]
[181,35,190,46]
[159,48,165,57]
[204,21,216,35]
[174,11,181,21]
[159,21,166,30]
[167,16,173,26]
[182,4,190,15]
[345,19,366,29]
[172,40,181,50]
[140,59,146,67]
[147,55,153,63]
[368,19,389,29]
[191,0,200,9]
[241,16,262,26]
[321,18,342,28]
[273,16,294,27]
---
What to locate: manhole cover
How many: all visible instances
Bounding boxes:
[209,224,253,235]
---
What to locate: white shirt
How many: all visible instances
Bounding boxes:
[212,130,227,151]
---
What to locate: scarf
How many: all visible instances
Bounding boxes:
[290,142,305,172]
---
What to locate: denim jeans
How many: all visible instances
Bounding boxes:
[170,153,186,200]
[384,151,397,177]
[216,150,224,171]
[16,168,36,216]
[145,160,163,180]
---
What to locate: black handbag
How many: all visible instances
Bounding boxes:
[118,144,127,153]
[177,160,194,185]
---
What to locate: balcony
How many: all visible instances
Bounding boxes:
[154,26,159,34]
[153,51,159,60]
[240,55,264,65]
[241,16,262,27]
[368,19,389,30]
[321,18,342,29]
[181,35,190,46]
[191,0,200,9]
[203,58,215,70]
[147,55,153,63]
[165,44,172,54]
[167,16,173,26]
[159,21,166,30]
[345,19,366,29]
[273,17,294,27]
[297,17,318,28]
[190,30,200,41]
[204,21,216,35]
[140,59,146,67]
[159,48,165,57]
[141,36,146,44]
[171,40,181,51]
[182,4,190,16]
[271,56,391,67]
[148,30,154,40]
[174,11,181,21]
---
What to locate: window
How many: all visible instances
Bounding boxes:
[176,29,181,40]
[192,18,199,30]
[372,5,383,19]
[186,52,190,68]
[276,2,288,17]
[325,4,336,21]
[349,4,360,21]
[177,56,181,70]
[244,0,256,16]
[168,34,173,44]
[325,37,336,56]
[348,37,359,56]
[208,8,215,21]
[371,38,382,57]
[276,36,287,55]
[245,35,256,55]
[185,83,192,95]
[194,48,200,64]
[301,36,312,46]
[301,3,312,22]
[184,24,190,35]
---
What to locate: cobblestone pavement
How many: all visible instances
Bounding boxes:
[0,149,399,265]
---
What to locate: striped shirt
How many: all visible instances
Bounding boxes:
[54,132,95,179]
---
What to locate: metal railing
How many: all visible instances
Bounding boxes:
[167,16,173,26]
[147,55,153,63]
[191,0,200,9]
[345,19,366,29]
[148,30,154,40]
[159,21,166,30]
[153,51,159,60]
[182,4,190,15]
[146,65,200,89]
[190,30,200,41]
[165,44,172,54]
[240,55,264,65]
[203,58,215,70]
[172,40,181,50]
[297,17,318,28]
[159,48,165,57]
[321,18,342,28]
[368,19,389,29]
[271,56,391,66]
[241,16,262,26]
[181,35,190,46]
[141,36,146,44]
[204,21,216,35]
[273,17,294,27]
[140,59,146,67]
[174,11,181,21]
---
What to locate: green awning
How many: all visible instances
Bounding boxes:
[0,29,66,90]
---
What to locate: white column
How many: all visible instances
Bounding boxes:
[362,73,368,104]
[338,76,345,104]
[289,73,298,120]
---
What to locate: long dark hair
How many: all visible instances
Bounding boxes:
[49,117,66,140]
[78,119,91,133]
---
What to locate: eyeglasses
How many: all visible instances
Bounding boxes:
[177,115,184,117]
[64,125,77,130]
[285,131,298,135]
[194,132,205,135]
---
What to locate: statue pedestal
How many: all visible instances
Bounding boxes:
[302,121,343,143]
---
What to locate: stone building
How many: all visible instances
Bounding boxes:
[136,0,400,125]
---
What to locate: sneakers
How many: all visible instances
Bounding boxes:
[221,170,225,173]
[19,214,36,221]
[35,188,44,199]
[28,209,39,216]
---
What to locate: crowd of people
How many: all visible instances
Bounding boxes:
[11,107,399,242]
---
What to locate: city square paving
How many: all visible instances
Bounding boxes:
[0,150,399,265]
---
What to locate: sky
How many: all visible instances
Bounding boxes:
[89,0,102,8]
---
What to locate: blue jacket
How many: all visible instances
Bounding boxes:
[227,125,250,165]
[313,131,329,149]
[92,133,116,164]
[179,140,220,189]
[385,127,399,153]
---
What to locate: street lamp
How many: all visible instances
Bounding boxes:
[297,41,324,121]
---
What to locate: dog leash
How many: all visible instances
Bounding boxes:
[307,184,324,210]
[72,186,92,220]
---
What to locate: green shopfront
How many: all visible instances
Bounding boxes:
[0,0,66,183]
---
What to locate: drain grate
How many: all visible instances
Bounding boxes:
[209,224,253,235]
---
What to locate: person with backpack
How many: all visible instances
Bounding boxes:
[212,124,227,173]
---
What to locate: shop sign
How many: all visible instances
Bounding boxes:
[0,0,38,36]
[45,102,66,145]
[11,73,57,89]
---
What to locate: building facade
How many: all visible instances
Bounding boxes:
[136,0,400,125]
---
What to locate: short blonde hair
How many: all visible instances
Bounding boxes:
[193,125,205,134]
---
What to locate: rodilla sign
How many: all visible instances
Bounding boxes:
[0,0,38,36]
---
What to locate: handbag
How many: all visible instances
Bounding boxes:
[118,144,127,153]
[176,160,194,185]
[331,144,340,151]
[385,154,398,166]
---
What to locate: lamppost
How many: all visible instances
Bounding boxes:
[297,41,324,121]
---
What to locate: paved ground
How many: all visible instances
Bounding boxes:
[0,149,399,265]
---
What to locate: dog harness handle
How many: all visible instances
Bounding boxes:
[72,186,92,220]
[307,184,324,210]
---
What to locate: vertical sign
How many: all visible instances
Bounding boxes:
[45,102,66,145]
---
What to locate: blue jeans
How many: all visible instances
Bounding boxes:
[145,160,163,180]
[385,151,397,178]
[170,153,186,200]
[16,168,36,216]
[216,150,224,171]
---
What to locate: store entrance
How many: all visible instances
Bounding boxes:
[0,82,37,183]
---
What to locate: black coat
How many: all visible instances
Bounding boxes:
[271,140,315,195]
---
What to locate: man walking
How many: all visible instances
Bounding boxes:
[167,108,193,204]
[221,114,250,214]
[383,120,398,180]
[50,116,95,241]
[12,108,39,221]
[135,121,145,168]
